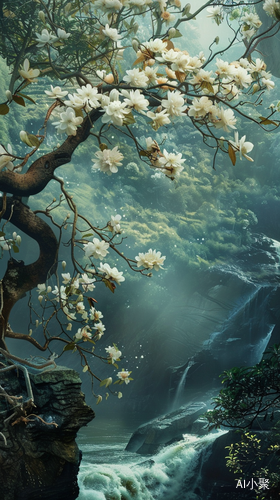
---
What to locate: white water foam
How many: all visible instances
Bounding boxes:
[77,431,227,500]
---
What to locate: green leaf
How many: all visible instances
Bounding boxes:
[139,150,149,157]
[228,144,236,166]
[12,244,19,253]
[17,92,36,104]
[102,278,116,293]
[63,342,76,351]
[82,233,94,238]
[12,95,25,107]
[0,231,5,237]
[259,117,278,126]
[169,29,182,39]
[0,103,9,115]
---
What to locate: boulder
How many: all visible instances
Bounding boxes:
[0,355,95,500]
[126,402,206,454]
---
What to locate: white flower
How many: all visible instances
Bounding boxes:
[189,69,215,86]
[105,345,122,363]
[232,66,252,88]
[215,59,235,78]
[144,66,159,83]
[95,321,106,335]
[263,0,280,17]
[76,301,86,314]
[188,96,214,119]
[135,249,166,271]
[61,273,71,284]
[35,29,56,47]
[57,28,71,40]
[0,144,14,172]
[108,214,122,234]
[76,84,100,109]
[102,23,121,42]
[117,370,131,384]
[101,90,130,126]
[241,12,262,29]
[0,237,11,251]
[213,107,237,132]
[158,150,185,178]
[121,89,149,112]
[37,283,46,293]
[52,107,83,136]
[80,273,96,291]
[144,38,167,53]
[92,146,124,175]
[45,85,68,99]
[161,90,187,117]
[98,263,125,284]
[229,132,254,161]
[206,5,223,25]
[19,59,40,82]
[89,308,103,321]
[94,0,122,10]
[83,238,109,259]
[75,326,92,341]
[52,285,67,302]
[262,77,275,90]
[123,68,149,87]
[64,93,85,110]
[147,109,170,130]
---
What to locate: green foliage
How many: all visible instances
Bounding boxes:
[206,344,280,429]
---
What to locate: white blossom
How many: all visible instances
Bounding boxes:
[19,59,40,82]
[45,85,68,99]
[206,5,223,24]
[83,238,109,259]
[229,131,254,161]
[0,144,14,172]
[92,146,124,175]
[35,29,56,47]
[105,345,122,363]
[123,68,149,87]
[53,107,83,136]
[188,96,214,119]
[121,89,149,112]
[161,90,187,117]
[135,249,166,270]
[61,273,71,284]
[75,326,92,341]
[117,370,131,384]
[57,28,71,40]
[213,106,237,132]
[158,150,185,178]
[98,263,125,284]
[101,90,130,126]
[80,273,96,291]
[263,0,280,17]
[102,24,121,42]
[147,109,171,130]
[108,214,122,234]
[94,0,122,10]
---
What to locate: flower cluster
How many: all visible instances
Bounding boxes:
[135,249,166,271]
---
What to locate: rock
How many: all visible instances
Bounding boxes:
[126,402,206,454]
[0,355,95,500]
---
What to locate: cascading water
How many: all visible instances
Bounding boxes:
[172,360,195,410]
[77,430,227,500]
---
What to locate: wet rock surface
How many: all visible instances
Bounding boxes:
[126,402,206,454]
[0,355,95,500]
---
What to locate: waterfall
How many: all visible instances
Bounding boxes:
[172,360,195,410]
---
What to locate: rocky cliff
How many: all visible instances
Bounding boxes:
[0,354,95,500]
